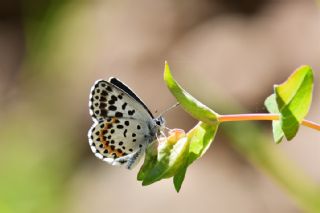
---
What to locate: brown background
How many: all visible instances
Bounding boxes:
[0,0,319,212]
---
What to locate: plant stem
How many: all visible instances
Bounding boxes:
[218,113,320,131]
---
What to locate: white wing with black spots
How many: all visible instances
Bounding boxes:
[87,77,164,169]
[88,117,154,169]
[89,79,153,122]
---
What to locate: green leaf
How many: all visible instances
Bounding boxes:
[137,141,159,181]
[161,137,189,179]
[264,94,284,143]
[139,130,188,185]
[138,123,219,192]
[138,62,220,192]
[274,65,314,140]
[173,122,219,192]
[186,122,219,165]
[173,162,188,192]
[164,62,219,125]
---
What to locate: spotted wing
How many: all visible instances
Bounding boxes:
[88,117,154,169]
[89,79,153,122]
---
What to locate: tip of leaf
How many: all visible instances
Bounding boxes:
[299,65,312,71]
[164,61,172,83]
[175,186,181,193]
[164,61,169,70]
[163,61,220,125]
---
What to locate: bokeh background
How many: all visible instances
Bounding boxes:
[0,0,319,212]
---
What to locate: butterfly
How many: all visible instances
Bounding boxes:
[88,77,165,169]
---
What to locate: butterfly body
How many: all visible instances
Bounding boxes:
[88,77,164,169]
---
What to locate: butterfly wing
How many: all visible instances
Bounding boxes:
[89,79,153,122]
[88,78,158,169]
[109,77,154,118]
[88,118,152,169]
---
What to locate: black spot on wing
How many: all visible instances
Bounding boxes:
[100,96,107,102]
[106,86,112,92]
[99,103,107,108]
[117,125,124,129]
[108,106,117,111]
[108,100,115,105]
[100,110,107,117]
[115,112,123,117]
[101,91,108,96]
[128,110,135,115]
[111,95,117,101]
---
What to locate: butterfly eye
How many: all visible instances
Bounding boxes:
[155,116,165,126]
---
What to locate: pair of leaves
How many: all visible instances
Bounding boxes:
[137,62,220,192]
[264,65,314,143]
[138,123,219,192]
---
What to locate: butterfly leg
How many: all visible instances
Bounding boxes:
[111,146,146,169]
[126,146,146,169]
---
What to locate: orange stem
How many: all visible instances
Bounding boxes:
[218,113,320,131]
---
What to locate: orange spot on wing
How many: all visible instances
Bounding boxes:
[99,118,124,158]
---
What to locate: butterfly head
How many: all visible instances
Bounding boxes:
[154,116,165,131]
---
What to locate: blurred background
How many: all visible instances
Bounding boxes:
[0,0,319,212]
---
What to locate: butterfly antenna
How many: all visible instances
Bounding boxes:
[159,102,180,117]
